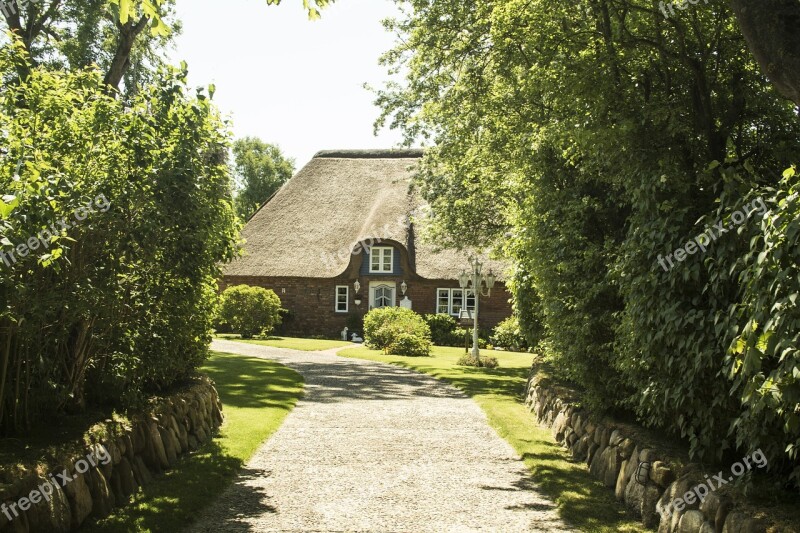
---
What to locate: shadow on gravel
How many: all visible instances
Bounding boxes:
[279,360,462,403]
[189,467,278,532]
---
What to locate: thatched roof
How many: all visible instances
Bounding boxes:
[223,149,507,280]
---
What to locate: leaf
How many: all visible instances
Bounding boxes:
[119,0,131,23]
[150,18,170,37]
[0,195,20,219]
[756,331,773,353]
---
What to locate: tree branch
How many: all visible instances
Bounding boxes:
[102,14,150,93]
[729,0,800,106]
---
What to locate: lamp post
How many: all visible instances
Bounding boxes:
[458,256,496,359]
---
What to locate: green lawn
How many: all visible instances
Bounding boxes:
[87,351,304,533]
[338,345,644,533]
[216,334,353,352]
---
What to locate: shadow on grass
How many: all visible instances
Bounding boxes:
[86,439,244,533]
[388,361,529,399]
[202,354,301,410]
[85,352,303,533]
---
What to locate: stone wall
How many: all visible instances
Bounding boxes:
[524,367,783,533]
[0,377,223,533]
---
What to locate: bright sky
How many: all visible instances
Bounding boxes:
[170,0,406,168]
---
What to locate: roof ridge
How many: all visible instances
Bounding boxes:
[314,149,424,159]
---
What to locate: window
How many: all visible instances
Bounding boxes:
[335,286,349,313]
[370,246,394,273]
[373,285,394,308]
[436,288,475,317]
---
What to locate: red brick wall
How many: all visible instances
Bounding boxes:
[220,275,513,339]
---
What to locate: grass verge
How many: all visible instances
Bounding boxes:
[86,351,304,533]
[338,345,644,533]
[216,334,353,352]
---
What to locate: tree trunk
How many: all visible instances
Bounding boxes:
[103,16,150,93]
[730,0,800,106]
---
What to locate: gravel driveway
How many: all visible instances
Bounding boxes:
[190,339,571,532]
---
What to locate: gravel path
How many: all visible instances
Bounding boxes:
[190,339,571,532]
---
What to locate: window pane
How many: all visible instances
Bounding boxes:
[465,290,476,311]
[437,289,450,314]
[336,287,348,311]
[451,289,463,316]
[383,249,392,271]
[371,252,380,270]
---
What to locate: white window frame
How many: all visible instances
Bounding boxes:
[436,288,476,317]
[335,285,349,313]
[369,246,394,274]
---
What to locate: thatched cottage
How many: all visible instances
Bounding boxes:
[220,149,513,337]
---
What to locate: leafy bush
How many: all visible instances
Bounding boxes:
[491,316,528,351]
[363,307,432,356]
[0,44,238,432]
[218,286,283,339]
[457,354,499,369]
[424,313,458,344]
[422,314,482,347]
[726,170,800,482]
[387,333,431,357]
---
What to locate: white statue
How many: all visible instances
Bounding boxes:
[341,327,349,341]
[351,332,364,343]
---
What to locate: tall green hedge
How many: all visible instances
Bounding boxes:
[0,41,238,432]
[375,0,800,484]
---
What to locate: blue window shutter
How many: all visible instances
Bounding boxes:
[360,250,370,276]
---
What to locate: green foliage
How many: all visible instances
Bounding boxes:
[491,316,528,351]
[375,0,800,482]
[725,168,800,483]
[363,307,432,356]
[423,313,457,344]
[387,333,431,358]
[506,267,545,349]
[422,313,478,347]
[231,137,294,221]
[265,0,334,20]
[0,41,238,432]
[456,354,498,369]
[218,286,283,339]
[1,0,180,95]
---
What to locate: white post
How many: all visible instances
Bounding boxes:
[472,278,480,359]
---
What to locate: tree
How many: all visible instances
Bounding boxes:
[1,0,177,93]
[730,0,800,107]
[231,137,294,221]
[374,0,800,479]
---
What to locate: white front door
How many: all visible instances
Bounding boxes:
[369,282,396,309]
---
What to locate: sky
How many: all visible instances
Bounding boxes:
[170,0,406,168]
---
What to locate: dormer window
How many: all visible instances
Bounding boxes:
[370,246,394,273]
